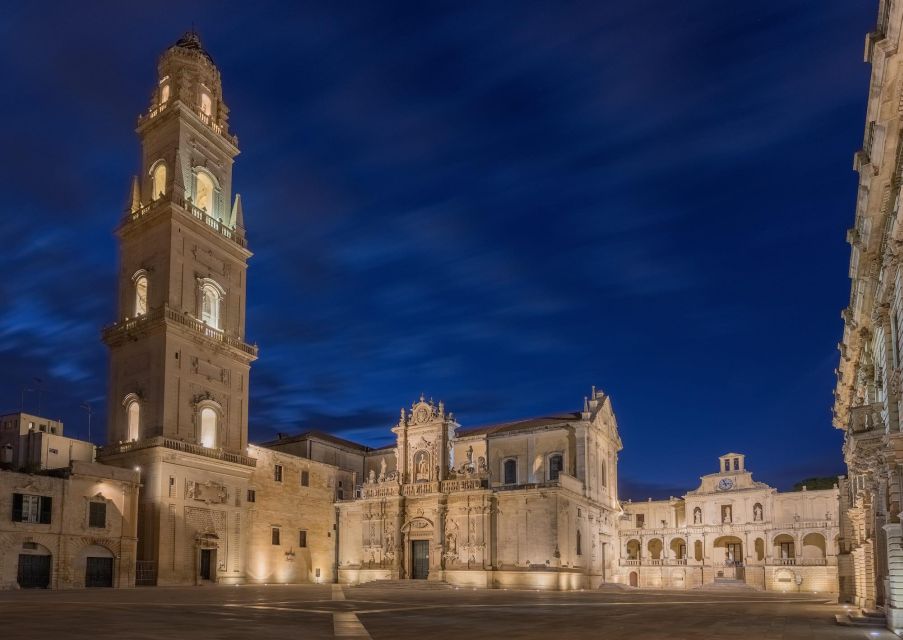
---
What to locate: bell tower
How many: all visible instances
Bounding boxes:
[103,31,256,453]
[99,32,258,585]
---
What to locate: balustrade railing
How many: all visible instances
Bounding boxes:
[99,436,256,467]
[136,99,238,146]
[123,196,246,249]
[103,304,257,357]
[402,482,440,496]
[441,478,487,492]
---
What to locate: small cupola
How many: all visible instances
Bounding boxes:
[718,453,745,473]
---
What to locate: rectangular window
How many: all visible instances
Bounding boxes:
[272,527,280,545]
[12,494,52,524]
[247,489,256,503]
[89,501,107,528]
[301,471,309,487]
[168,476,176,498]
[733,458,739,470]
[636,513,645,528]
[780,542,794,558]
[274,464,283,482]
[299,530,307,548]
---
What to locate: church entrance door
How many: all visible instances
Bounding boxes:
[200,549,213,581]
[411,540,429,579]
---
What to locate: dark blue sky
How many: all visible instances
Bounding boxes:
[0,2,874,498]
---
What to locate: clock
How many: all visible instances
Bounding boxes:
[717,477,734,491]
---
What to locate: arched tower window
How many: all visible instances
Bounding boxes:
[200,281,223,329]
[503,458,517,485]
[124,396,140,442]
[151,162,167,200]
[548,453,564,481]
[160,83,170,105]
[199,407,217,448]
[133,272,148,317]
[200,91,212,117]
[195,171,214,214]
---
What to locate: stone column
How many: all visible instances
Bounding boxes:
[884,520,903,632]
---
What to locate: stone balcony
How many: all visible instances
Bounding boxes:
[98,436,257,467]
[123,196,247,249]
[137,100,239,147]
[102,304,258,359]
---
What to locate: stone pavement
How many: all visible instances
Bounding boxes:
[0,584,896,640]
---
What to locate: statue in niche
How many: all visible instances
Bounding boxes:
[416,451,430,481]
[753,504,763,521]
[693,507,702,524]
[379,458,387,482]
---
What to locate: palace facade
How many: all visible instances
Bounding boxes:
[616,454,839,592]
[833,0,903,632]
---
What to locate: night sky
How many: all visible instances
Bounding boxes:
[0,2,875,498]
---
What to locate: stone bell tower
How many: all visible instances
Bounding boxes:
[102,31,256,452]
[99,32,258,585]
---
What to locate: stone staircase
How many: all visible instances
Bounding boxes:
[695,578,760,591]
[352,579,453,590]
[834,609,886,628]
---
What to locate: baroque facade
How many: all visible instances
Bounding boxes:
[617,454,839,592]
[328,392,622,589]
[834,0,903,632]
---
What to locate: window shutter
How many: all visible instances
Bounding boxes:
[40,496,52,524]
[11,493,23,522]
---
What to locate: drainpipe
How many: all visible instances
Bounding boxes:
[333,506,340,584]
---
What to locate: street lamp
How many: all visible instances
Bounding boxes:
[80,402,93,443]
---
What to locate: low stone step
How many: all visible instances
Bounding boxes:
[834,613,886,627]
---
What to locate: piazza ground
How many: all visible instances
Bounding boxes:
[0,584,895,640]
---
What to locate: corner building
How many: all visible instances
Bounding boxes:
[833,0,903,632]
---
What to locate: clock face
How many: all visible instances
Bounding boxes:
[717,478,734,491]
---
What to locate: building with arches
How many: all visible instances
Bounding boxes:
[0,461,139,589]
[616,454,840,592]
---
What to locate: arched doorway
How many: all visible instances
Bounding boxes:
[17,542,52,589]
[629,571,638,587]
[83,544,114,588]
[670,537,687,561]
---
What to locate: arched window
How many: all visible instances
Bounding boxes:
[160,83,170,105]
[548,453,564,481]
[195,171,214,214]
[200,407,217,448]
[503,458,517,485]
[151,162,167,200]
[126,399,140,442]
[201,281,223,329]
[134,273,148,317]
[200,91,212,117]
